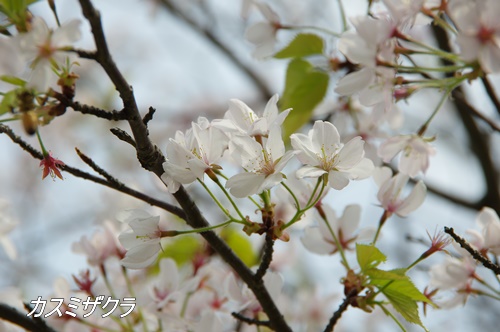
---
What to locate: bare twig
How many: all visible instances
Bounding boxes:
[232,312,272,327]
[481,76,500,116]
[432,24,500,215]
[110,127,136,147]
[444,227,500,275]
[0,303,57,332]
[323,290,357,332]
[0,124,186,220]
[77,1,291,330]
[143,107,156,126]
[75,147,122,185]
[254,232,274,281]
[53,92,127,121]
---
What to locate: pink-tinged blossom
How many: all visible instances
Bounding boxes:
[212,94,290,137]
[150,258,181,308]
[72,220,123,266]
[467,207,500,255]
[374,166,426,217]
[117,209,163,269]
[291,121,374,190]
[40,152,65,180]
[378,134,435,177]
[226,126,295,197]
[162,117,228,193]
[245,3,281,59]
[18,17,81,91]
[448,0,500,73]
[301,205,374,255]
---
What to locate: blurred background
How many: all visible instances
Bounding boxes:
[0,0,499,331]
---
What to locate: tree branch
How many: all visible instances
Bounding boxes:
[481,76,500,116]
[444,227,500,275]
[0,124,186,220]
[323,290,357,332]
[254,232,275,281]
[77,1,291,330]
[0,303,56,332]
[232,312,272,327]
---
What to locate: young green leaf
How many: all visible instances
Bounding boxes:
[0,90,18,116]
[1,75,26,87]
[274,33,324,59]
[281,58,328,139]
[356,243,387,271]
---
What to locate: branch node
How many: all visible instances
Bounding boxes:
[143,106,156,126]
[110,128,136,147]
[231,312,272,327]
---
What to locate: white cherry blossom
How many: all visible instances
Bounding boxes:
[212,94,290,137]
[162,117,228,194]
[378,134,435,177]
[18,17,81,91]
[467,207,500,255]
[448,0,500,73]
[117,209,163,269]
[245,2,281,59]
[226,126,294,197]
[72,220,122,266]
[374,166,426,217]
[291,120,374,190]
[301,205,374,255]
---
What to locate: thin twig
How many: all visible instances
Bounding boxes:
[481,77,500,116]
[77,1,291,330]
[53,92,127,121]
[0,124,186,220]
[143,107,156,126]
[451,90,500,132]
[444,227,500,275]
[110,127,136,147]
[0,303,57,332]
[254,232,275,281]
[231,312,272,327]
[323,290,357,332]
[75,147,122,185]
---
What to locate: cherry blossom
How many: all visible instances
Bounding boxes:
[301,205,374,255]
[448,0,500,73]
[378,134,435,177]
[117,209,164,269]
[466,207,500,255]
[72,221,123,266]
[226,125,295,197]
[18,17,81,91]
[212,94,290,137]
[162,117,227,193]
[39,151,65,180]
[291,121,374,190]
[374,166,427,217]
[245,2,281,59]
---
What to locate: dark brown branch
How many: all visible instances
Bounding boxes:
[0,124,186,220]
[481,77,500,116]
[323,290,357,332]
[432,24,500,215]
[53,92,127,121]
[110,127,136,147]
[0,303,56,332]
[143,107,156,126]
[158,0,273,100]
[75,147,121,185]
[232,312,272,327]
[254,232,274,281]
[77,1,291,330]
[71,48,97,60]
[444,227,500,275]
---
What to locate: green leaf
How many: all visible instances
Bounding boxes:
[274,33,324,59]
[221,227,258,267]
[281,58,329,139]
[1,75,26,87]
[0,90,18,115]
[372,273,433,330]
[365,268,406,281]
[356,244,387,271]
[157,236,202,267]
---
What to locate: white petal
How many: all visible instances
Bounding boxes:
[121,243,160,269]
[311,121,341,157]
[328,171,350,190]
[336,136,364,169]
[226,172,266,197]
[335,68,375,96]
[396,180,426,217]
[296,166,327,178]
[301,227,333,254]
